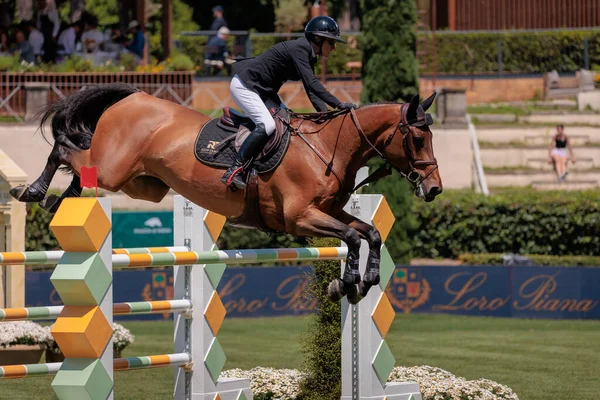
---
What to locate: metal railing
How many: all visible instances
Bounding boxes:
[466,114,489,196]
[0,72,194,119]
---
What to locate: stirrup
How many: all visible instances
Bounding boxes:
[222,166,246,189]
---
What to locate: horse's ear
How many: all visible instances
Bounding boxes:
[407,94,420,121]
[420,92,436,112]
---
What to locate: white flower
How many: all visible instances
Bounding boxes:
[112,322,135,352]
[220,366,519,400]
[390,366,520,400]
[0,321,53,348]
[221,367,306,400]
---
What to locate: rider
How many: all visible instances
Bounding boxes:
[221,15,358,190]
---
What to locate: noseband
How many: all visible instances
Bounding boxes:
[350,104,438,192]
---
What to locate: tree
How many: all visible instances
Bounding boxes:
[360,0,419,103]
[274,0,307,33]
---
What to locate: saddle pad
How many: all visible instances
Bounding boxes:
[194,118,291,174]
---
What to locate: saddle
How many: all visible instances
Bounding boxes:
[194,107,292,232]
[194,107,291,173]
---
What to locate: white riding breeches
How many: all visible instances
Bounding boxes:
[230,74,283,136]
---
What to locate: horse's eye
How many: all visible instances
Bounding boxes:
[413,136,425,149]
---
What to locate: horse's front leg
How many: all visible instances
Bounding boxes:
[289,207,362,303]
[339,211,382,298]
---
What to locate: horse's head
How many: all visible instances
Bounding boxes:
[382,94,442,202]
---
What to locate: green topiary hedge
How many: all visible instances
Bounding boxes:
[413,188,600,259]
[26,188,600,264]
[245,29,600,76]
[431,30,600,74]
[298,237,341,400]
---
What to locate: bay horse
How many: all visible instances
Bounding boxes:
[9,83,442,304]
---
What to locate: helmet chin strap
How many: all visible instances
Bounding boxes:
[311,38,324,57]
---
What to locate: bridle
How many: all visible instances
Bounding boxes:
[286,103,438,194]
[350,103,438,192]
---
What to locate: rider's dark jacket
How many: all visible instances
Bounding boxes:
[232,37,341,112]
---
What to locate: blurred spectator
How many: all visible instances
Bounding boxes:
[24,20,44,60]
[0,29,9,53]
[210,5,228,32]
[12,27,35,63]
[81,16,104,53]
[102,23,127,53]
[18,0,34,22]
[0,4,11,30]
[37,0,60,63]
[56,21,82,62]
[548,124,576,181]
[126,20,144,61]
[204,26,232,76]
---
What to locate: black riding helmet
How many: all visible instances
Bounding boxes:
[304,16,345,44]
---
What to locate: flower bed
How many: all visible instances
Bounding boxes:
[0,321,53,366]
[220,366,520,400]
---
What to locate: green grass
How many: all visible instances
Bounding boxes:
[1,314,598,400]
[0,115,19,123]
[467,103,579,116]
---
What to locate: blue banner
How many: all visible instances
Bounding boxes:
[25,265,600,320]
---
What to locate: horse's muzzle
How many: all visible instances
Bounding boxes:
[424,185,442,202]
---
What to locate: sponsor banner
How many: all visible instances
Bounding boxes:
[112,211,174,248]
[25,266,315,321]
[25,265,600,320]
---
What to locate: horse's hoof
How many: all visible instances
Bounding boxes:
[363,269,381,285]
[358,281,372,298]
[347,284,363,305]
[9,184,45,202]
[39,195,61,213]
[9,185,29,201]
[327,279,346,302]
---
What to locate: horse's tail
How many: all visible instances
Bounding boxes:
[40,83,139,151]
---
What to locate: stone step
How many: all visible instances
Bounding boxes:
[531,180,599,191]
[486,171,600,188]
[526,157,595,170]
[476,126,600,144]
[519,113,600,125]
[524,134,589,146]
[480,147,600,168]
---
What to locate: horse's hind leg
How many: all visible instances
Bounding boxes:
[339,211,382,298]
[37,175,170,213]
[290,208,363,303]
[10,143,65,202]
[119,176,171,203]
[38,175,82,213]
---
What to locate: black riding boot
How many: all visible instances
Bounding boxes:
[221,126,270,190]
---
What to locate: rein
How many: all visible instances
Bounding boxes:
[349,105,438,192]
[281,105,438,194]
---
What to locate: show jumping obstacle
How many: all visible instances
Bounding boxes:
[0,194,421,400]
